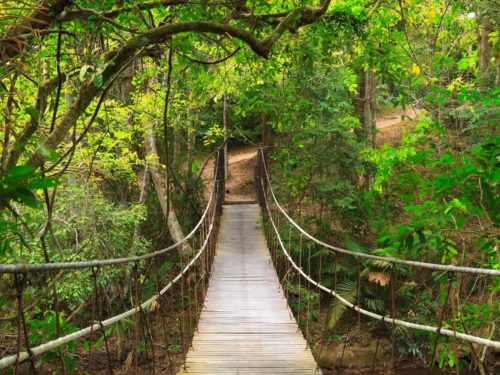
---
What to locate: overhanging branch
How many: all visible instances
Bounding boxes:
[26,3,331,167]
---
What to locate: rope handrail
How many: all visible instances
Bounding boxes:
[259,148,500,277]
[0,153,221,273]
[0,190,218,370]
[0,193,212,273]
[261,178,500,350]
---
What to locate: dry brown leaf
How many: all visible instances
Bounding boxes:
[368,272,390,286]
[123,351,133,374]
[150,299,160,312]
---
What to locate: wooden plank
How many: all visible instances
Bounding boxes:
[177,204,321,375]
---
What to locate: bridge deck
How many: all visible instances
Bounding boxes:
[178,204,321,374]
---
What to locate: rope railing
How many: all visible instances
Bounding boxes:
[0,201,217,369]
[256,147,500,360]
[0,148,227,373]
[0,195,212,273]
[261,178,500,349]
[0,175,219,273]
[259,148,500,277]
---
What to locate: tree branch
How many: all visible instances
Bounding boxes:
[0,0,73,63]
[27,4,331,167]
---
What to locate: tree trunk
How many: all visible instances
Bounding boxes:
[356,68,376,147]
[364,68,376,148]
[479,19,492,77]
[0,0,72,63]
[144,122,190,252]
[132,167,150,241]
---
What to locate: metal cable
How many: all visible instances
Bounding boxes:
[261,178,500,350]
[0,193,218,370]
[259,148,500,277]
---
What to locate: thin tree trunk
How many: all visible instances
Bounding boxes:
[132,167,150,241]
[356,68,376,147]
[479,24,491,76]
[144,122,190,252]
[364,68,376,148]
[186,88,195,182]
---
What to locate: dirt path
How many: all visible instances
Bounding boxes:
[224,146,257,202]
[202,145,257,203]
[376,106,423,146]
[201,106,421,200]
[377,106,421,129]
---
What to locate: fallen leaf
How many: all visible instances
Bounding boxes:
[368,272,390,286]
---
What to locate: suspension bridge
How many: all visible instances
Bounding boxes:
[0,149,498,374]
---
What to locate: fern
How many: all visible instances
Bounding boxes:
[328,279,357,329]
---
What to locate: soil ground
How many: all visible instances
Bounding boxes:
[376,106,422,146]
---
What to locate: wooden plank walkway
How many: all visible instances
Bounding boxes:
[178,204,321,374]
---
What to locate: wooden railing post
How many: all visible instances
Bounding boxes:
[254,148,266,208]
[215,148,225,213]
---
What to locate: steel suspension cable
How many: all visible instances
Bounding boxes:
[259,148,500,277]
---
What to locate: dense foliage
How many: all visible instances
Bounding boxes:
[0,0,498,373]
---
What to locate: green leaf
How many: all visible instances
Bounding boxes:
[93,73,103,88]
[25,106,39,122]
[6,165,35,179]
[191,160,200,173]
[15,188,41,208]
[328,279,357,328]
[25,178,58,190]
[79,64,91,80]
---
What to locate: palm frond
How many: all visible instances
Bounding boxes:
[328,279,357,329]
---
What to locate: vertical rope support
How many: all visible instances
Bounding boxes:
[283,227,293,305]
[318,249,324,322]
[47,269,66,375]
[92,267,114,375]
[193,233,200,334]
[88,268,98,375]
[429,272,454,371]
[14,274,36,375]
[370,316,385,375]
[186,238,194,348]
[305,244,312,347]
[356,259,362,373]
[316,251,328,372]
[287,228,294,319]
[155,268,174,375]
[338,311,353,370]
[357,259,362,331]
[390,272,397,373]
[449,278,460,375]
[332,255,338,372]
[201,219,207,302]
[141,264,156,374]
[168,249,178,374]
[271,205,277,264]
[276,213,281,280]
[134,262,153,375]
[297,233,303,331]
[178,246,187,371]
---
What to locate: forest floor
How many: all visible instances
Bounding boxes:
[201,145,257,202]
[224,145,258,202]
[376,105,422,146]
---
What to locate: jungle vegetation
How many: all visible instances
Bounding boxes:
[0,0,498,373]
